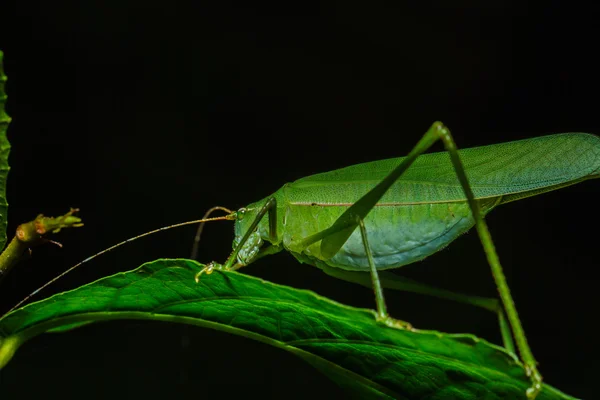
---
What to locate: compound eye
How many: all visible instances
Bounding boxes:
[236,208,247,220]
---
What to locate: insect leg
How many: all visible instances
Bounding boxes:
[355,216,412,330]
[435,129,542,398]
[228,244,283,272]
[195,197,278,281]
[317,264,514,353]
[301,122,452,253]
[224,197,277,270]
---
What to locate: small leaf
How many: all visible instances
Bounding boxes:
[0,50,12,250]
[0,259,576,399]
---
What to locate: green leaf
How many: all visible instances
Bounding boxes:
[0,259,575,399]
[0,50,11,250]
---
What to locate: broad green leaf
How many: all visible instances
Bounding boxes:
[0,50,11,250]
[0,259,575,399]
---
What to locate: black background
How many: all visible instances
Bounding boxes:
[0,2,597,399]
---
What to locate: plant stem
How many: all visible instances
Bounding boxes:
[0,209,83,281]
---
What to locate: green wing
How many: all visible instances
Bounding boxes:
[287,133,600,205]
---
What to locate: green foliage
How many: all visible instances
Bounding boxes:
[0,259,575,399]
[0,50,11,250]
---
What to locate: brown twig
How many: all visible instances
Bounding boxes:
[0,208,83,280]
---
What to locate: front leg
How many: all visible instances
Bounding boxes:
[194,197,278,282]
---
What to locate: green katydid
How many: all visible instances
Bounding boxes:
[190,122,599,399]
[9,122,600,399]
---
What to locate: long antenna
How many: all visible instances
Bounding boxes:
[6,212,236,315]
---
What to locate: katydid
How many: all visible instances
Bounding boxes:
[192,122,599,399]
[9,122,600,399]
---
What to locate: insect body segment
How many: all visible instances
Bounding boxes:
[233,230,263,266]
[231,135,600,274]
[283,198,502,271]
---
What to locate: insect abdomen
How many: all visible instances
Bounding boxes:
[282,198,499,271]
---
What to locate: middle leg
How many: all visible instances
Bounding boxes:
[355,215,413,330]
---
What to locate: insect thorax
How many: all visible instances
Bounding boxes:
[232,230,263,265]
[232,197,275,265]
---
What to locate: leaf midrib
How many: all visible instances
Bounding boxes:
[4,306,523,382]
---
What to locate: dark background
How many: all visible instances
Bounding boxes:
[0,2,597,399]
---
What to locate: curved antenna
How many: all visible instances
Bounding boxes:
[190,206,233,260]
[6,213,236,315]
